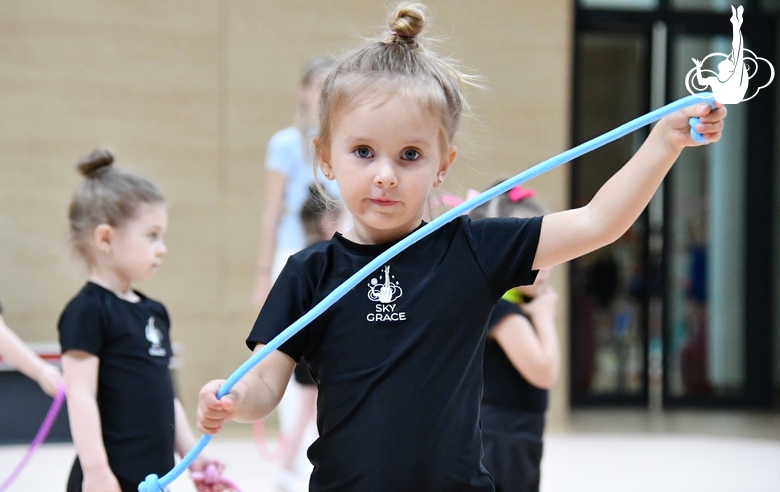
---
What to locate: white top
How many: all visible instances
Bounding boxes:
[265,126,339,252]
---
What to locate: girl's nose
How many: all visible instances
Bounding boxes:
[158,241,168,256]
[374,159,398,187]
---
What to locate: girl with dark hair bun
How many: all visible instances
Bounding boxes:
[60,149,225,492]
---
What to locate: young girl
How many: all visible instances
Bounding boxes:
[58,149,223,492]
[470,186,560,492]
[253,56,338,311]
[0,299,63,397]
[197,3,725,491]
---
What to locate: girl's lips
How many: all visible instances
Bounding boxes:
[370,198,398,207]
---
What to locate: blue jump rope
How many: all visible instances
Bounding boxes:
[138,92,716,492]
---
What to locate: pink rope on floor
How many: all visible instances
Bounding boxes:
[0,384,66,492]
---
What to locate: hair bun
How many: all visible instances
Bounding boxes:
[76,148,114,178]
[389,2,426,42]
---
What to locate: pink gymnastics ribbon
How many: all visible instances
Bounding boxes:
[190,464,242,492]
[0,384,67,492]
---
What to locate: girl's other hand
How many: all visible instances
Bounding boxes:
[36,363,64,398]
[190,455,227,492]
[520,286,558,322]
[662,102,726,151]
[197,380,243,434]
[82,464,122,492]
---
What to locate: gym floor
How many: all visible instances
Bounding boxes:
[1,410,779,492]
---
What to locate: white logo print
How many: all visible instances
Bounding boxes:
[368,265,403,303]
[685,5,774,104]
[145,317,167,357]
[366,265,406,322]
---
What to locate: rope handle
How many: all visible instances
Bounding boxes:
[138,92,717,492]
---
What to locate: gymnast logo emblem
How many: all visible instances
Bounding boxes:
[685,5,774,104]
[145,317,167,357]
[366,265,407,322]
[368,265,403,303]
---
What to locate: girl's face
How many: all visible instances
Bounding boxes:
[317,92,456,244]
[108,203,168,284]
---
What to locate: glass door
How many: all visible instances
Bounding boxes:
[664,34,748,402]
[572,5,777,409]
[570,31,651,406]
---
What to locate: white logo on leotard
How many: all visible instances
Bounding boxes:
[366,265,406,322]
[145,317,167,357]
[685,5,774,104]
[368,265,403,303]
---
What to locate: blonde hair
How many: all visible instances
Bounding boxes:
[68,148,165,262]
[316,2,475,158]
[295,55,335,133]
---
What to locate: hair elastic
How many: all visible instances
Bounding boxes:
[391,31,417,39]
[507,185,535,202]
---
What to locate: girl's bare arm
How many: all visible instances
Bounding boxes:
[491,288,560,389]
[62,350,122,492]
[532,104,725,271]
[197,344,295,434]
[0,315,63,397]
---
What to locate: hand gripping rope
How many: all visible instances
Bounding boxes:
[138,92,717,492]
[0,384,67,492]
[190,464,242,491]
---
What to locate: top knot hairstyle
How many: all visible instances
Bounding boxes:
[315,2,476,158]
[68,148,166,262]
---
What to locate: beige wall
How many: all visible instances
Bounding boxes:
[0,0,572,425]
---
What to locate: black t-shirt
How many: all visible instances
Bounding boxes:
[482,299,549,413]
[57,282,175,484]
[248,215,542,492]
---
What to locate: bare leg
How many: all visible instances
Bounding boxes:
[280,385,318,472]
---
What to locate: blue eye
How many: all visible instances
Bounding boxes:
[402,149,420,161]
[354,147,373,159]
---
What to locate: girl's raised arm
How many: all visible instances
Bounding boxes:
[532,102,726,271]
[197,344,295,434]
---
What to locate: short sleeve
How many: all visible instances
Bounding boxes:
[487,299,525,331]
[58,297,105,356]
[246,256,312,362]
[265,129,301,177]
[464,215,543,299]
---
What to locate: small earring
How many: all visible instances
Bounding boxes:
[325,173,330,179]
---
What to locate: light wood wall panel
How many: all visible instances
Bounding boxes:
[1,0,572,426]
